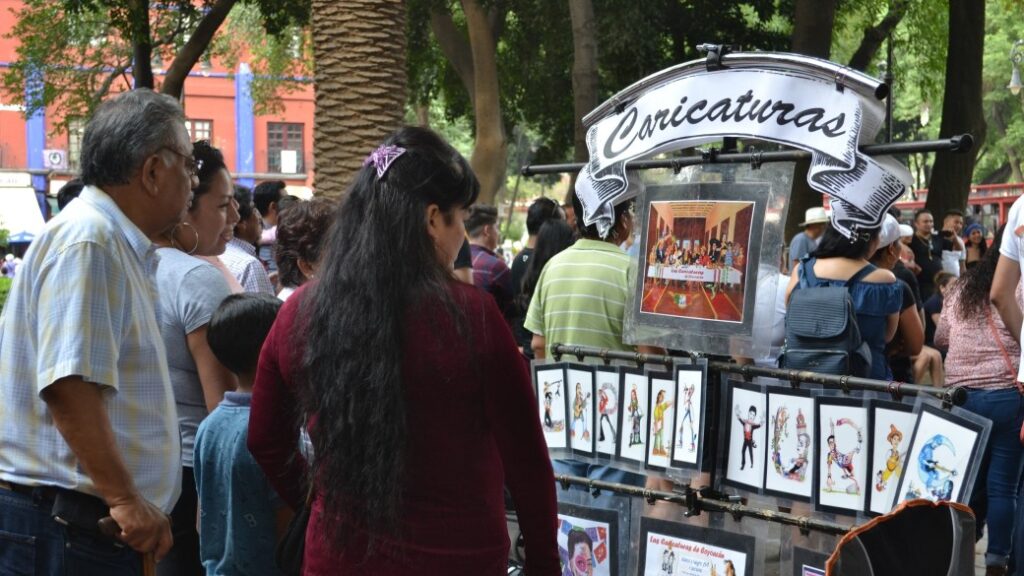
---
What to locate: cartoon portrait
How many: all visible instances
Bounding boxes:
[670,365,706,469]
[534,365,568,450]
[617,369,650,464]
[646,374,676,470]
[895,404,986,508]
[815,398,868,514]
[557,503,618,576]
[724,382,767,491]
[595,367,621,457]
[568,366,596,457]
[764,388,815,501]
[639,518,754,576]
[866,400,917,515]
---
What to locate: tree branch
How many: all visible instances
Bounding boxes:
[429,6,475,103]
[161,0,238,99]
[96,60,133,104]
[128,0,154,89]
[847,0,909,72]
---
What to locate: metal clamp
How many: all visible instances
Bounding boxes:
[839,375,851,395]
[797,516,812,537]
[887,380,903,402]
[551,343,563,362]
[599,349,611,366]
[672,158,684,175]
[589,479,601,498]
[559,477,571,491]
[643,489,657,506]
[834,66,849,93]
[573,346,585,363]
[701,147,720,164]
[749,147,763,170]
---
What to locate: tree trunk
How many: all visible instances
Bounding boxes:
[429,8,475,104]
[161,0,238,99]
[925,0,985,217]
[847,0,907,72]
[784,0,838,244]
[462,0,505,206]
[311,0,407,199]
[569,0,599,164]
[128,0,154,89]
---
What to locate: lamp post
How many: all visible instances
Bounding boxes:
[1009,40,1024,96]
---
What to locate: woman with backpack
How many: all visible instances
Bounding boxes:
[785,223,902,381]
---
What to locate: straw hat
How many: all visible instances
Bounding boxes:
[799,207,829,227]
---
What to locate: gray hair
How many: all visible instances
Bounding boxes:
[79,89,187,188]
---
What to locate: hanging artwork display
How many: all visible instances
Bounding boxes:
[646,371,677,471]
[670,362,707,470]
[814,397,869,515]
[634,187,767,339]
[724,381,767,491]
[595,366,623,457]
[535,363,569,451]
[790,547,828,576]
[639,518,756,576]
[567,364,597,458]
[763,387,815,501]
[895,403,988,507]
[865,400,917,515]
[557,502,619,576]
[617,367,650,464]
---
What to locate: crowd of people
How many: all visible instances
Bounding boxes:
[3,86,1024,576]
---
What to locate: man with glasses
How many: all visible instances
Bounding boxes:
[0,89,193,572]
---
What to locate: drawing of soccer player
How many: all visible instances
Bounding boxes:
[825,418,864,494]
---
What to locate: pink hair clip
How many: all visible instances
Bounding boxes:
[363,144,406,179]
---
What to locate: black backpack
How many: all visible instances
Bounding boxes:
[780,260,873,377]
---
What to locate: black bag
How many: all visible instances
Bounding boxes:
[780,260,873,377]
[276,488,313,575]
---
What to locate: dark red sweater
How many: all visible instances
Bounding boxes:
[248,282,559,575]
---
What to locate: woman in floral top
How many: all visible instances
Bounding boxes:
[935,224,1022,576]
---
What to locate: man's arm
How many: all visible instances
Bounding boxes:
[41,377,172,558]
[531,333,547,360]
[991,255,1023,343]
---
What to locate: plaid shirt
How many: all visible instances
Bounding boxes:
[470,244,513,317]
[0,186,182,512]
[219,237,274,295]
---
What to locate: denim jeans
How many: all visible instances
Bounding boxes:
[962,387,1024,567]
[0,486,141,575]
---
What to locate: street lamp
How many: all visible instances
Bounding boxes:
[1009,40,1024,96]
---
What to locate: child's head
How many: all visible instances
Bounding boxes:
[207,293,282,388]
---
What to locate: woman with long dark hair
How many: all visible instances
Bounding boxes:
[248,127,559,575]
[964,222,988,269]
[786,223,902,380]
[518,219,576,312]
[935,225,1022,576]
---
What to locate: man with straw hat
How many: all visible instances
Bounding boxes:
[789,206,829,270]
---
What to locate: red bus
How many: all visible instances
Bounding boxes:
[892,183,1023,235]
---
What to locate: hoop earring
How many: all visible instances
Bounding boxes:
[171,222,200,255]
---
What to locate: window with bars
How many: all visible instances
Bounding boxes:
[67,118,86,172]
[185,119,212,142]
[267,122,304,173]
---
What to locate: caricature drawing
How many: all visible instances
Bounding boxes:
[825,418,864,494]
[735,404,763,471]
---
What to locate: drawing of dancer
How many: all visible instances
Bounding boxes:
[875,424,905,492]
[571,382,591,441]
[735,404,763,471]
[918,434,958,501]
[678,381,696,451]
[598,382,617,442]
[628,384,644,446]
[651,390,673,456]
[825,418,864,494]
[542,380,561,431]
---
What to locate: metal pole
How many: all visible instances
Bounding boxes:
[885,35,894,143]
[554,474,852,535]
[520,135,974,176]
[549,344,967,406]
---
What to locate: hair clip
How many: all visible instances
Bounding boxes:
[363,144,406,179]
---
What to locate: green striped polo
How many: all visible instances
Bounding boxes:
[524,238,632,351]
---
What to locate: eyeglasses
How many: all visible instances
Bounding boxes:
[161,147,203,178]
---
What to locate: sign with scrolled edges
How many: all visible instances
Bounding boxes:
[575,56,912,240]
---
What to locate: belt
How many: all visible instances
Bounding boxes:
[0,480,58,501]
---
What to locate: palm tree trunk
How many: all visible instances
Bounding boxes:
[311,0,407,199]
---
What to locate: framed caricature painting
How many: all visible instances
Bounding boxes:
[534,363,568,452]
[646,371,676,471]
[557,502,619,576]
[865,400,917,515]
[594,366,622,458]
[814,396,869,516]
[670,362,707,470]
[639,518,756,576]
[724,380,767,492]
[617,367,650,465]
[791,546,828,576]
[894,403,988,507]
[763,387,815,501]
[567,364,597,458]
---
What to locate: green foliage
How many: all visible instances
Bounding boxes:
[0,277,10,315]
[2,0,310,128]
[0,228,8,246]
[975,0,1024,182]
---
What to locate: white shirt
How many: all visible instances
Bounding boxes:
[999,194,1024,381]
[0,186,182,511]
[219,237,274,295]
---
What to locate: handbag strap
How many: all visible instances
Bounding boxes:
[985,305,1018,380]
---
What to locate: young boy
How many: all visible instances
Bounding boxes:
[194,293,288,575]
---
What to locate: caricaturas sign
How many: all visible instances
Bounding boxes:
[575,53,911,240]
